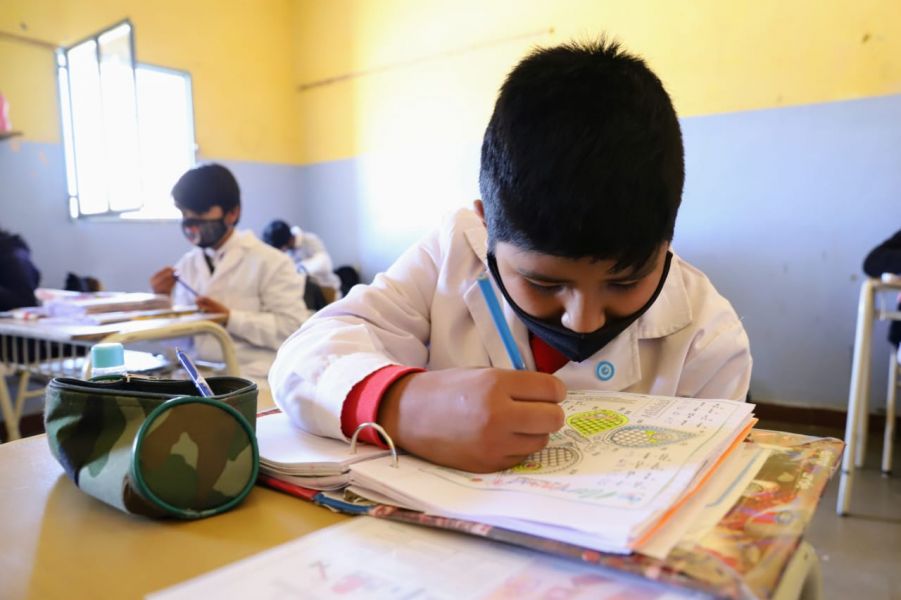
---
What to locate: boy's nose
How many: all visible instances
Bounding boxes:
[560,294,606,333]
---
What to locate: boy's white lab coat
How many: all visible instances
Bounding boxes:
[270,210,752,440]
[173,230,310,379]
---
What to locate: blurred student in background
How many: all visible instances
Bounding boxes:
[263,219,342,305]
[0,228,40,311]
[150,164,309,381]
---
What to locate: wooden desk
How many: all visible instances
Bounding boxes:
[0,435,347,600]
[1,430,841,600]
[0,313,234,441]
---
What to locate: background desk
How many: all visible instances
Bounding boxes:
[0,313,235,441]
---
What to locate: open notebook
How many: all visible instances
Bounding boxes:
[257,411,392,490]
[258,390,755,556]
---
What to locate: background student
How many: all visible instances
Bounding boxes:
[263,219,342,305]
[0,228,40,311]
[863,227,901,348]
[269,39,752,473]
[150,163,309,381]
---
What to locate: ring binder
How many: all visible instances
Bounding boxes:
[350,422,399,468]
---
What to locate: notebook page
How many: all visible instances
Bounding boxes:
[350,391,754,551]
[148,517,695,600]
[257,412,391,476]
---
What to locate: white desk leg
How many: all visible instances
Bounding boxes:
[0,371,21,441]
[883,348,898,474]
[838,280,876,515]
[855,340,872,469]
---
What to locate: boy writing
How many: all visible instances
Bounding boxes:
[150,164,309,381]
[270,40,752,472]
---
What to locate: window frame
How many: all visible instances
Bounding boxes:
[57,19,197,222]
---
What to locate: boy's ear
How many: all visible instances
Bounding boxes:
[226,206,241,226]
[473,199,486,226]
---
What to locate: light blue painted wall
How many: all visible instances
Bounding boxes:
[295,144,480,278]
[677,94,901,411]
[3,93,900,411]
[299,94,901,411]
[0,142,311,291]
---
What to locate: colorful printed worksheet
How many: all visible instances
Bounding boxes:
[348,391,754,553]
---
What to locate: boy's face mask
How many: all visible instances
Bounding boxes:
[181,217,229,248]
[485,251,672,363]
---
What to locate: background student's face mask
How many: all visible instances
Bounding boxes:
[181,218,229,248]
[486,251,672,363]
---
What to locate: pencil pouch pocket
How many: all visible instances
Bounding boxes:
[44,376,259,519]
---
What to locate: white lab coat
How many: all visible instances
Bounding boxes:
[173,230,310,379]
[289,226,342,294]
[270,209,752,440]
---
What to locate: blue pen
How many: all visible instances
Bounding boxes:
[173,273,200,298]
[477,275,527,370]
[175,347,215,397]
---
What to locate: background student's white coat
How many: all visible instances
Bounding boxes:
[174,230,309,379]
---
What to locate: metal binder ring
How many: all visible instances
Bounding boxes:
[349,422,399,468]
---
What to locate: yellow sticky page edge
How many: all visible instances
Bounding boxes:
[633,417,758,550]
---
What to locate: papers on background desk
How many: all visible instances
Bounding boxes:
[147,517,697,600]
[0,291,176,323]
[43,291,171,318]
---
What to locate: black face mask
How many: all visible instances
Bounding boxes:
[181,218,229,248]
[485,251,673,363]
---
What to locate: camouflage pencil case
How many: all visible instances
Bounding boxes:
[44,376,259,519]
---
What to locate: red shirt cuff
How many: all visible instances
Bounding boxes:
[340,365,423,447]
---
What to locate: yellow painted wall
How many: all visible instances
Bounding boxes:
[293,0,901,164]
[2,1,900,166]
[0,0,301,163]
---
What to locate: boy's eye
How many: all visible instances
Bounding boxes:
[525,280,563,294]
[609,280,639,290]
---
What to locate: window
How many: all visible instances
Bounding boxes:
[57,21,195,220]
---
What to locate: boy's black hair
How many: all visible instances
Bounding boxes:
[479,38,684,273]
[172,163,241,221]
[263,219,293,249]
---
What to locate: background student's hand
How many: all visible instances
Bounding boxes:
[195,295,230,324]
[150,267,176,295]
[378,368,567,473]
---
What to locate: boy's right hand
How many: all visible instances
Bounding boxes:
[378,368,567,473]
[150,267,176,295]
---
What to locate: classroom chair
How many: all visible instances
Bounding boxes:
[334,265,361,297]
[304,279,329,312]
[838,274,901,513]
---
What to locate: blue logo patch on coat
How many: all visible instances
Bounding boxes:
[596,361,615,381]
